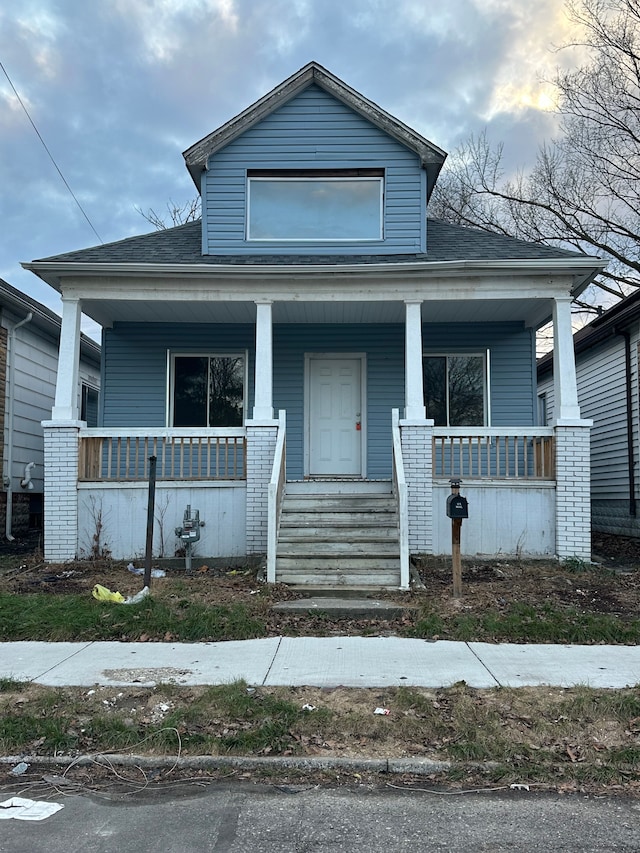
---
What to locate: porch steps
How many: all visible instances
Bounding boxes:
[275,487,401,588]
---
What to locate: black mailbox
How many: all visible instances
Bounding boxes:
[446,493,469,519]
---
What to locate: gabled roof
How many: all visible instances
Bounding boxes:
[182,61,448,192]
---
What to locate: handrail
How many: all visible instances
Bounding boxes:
[391,409,410,590]
[267,410,287,584]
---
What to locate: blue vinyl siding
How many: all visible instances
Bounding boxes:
[422,323,536,428]
[203,84,426,256]
[101,324,256,427]
[102,321,534,478]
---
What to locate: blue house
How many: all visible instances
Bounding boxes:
[25,62,602,584]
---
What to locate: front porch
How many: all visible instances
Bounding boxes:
[41,410,585,589]
[36,261,595,578]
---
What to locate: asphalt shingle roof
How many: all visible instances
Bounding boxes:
[34,218,590,266]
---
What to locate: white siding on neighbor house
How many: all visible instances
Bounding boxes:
[77,482,246,560]
[537,375,554,426]
[540,322,640,536]
[577,336,631,500]
[2,310,100,496]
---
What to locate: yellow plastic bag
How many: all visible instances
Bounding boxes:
[92,584,125,604]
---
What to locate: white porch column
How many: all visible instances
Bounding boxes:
[52,296,82,421]
[253,300,274,420]
[405,300,426,419]
[552,296,581,422]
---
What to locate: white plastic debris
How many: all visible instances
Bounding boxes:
[510,783,530,791]
[127,564,166,578]
[10,762,29,776]
[124,586,150,605]
[302,703,316,711]
[374,707,391,715]
[0,797,64,821]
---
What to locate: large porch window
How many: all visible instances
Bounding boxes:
[423,353,487,426]
[170,353,246,427]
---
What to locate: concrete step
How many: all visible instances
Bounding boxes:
[285,480,392,495]
[277,541,400,557]
[280,514,397,528]
[281,498,397,513]
[275,568,401,588]
[278,526,399,541]
[275,486,400,588]
[272,597,415,618]
[276,555,401,572]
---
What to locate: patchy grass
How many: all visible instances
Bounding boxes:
[0,593,266,642]
[410,602,640,645]
[2,680,640,792]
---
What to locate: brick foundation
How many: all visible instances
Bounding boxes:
[400,420,433,553]
[246,421,278,554]
[43,423,81,562]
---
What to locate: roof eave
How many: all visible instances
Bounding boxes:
[22,256,604,292]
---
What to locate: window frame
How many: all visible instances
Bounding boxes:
[80,382,99,427]
[167,351,248,428]
[246,169,385,242]
[423,351,490,427]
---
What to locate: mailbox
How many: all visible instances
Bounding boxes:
[446,493,469,519]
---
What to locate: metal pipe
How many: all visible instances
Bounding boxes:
[143,456,157,588]
[5,312,33,540]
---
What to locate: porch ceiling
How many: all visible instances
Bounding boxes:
[80,296,552,328]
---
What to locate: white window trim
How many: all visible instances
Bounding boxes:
[167,351,248,428]
[423,351,489,427]
[246,176,384,242]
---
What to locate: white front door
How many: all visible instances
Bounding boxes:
[308,356,363,476]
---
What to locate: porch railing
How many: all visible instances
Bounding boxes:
[432,428,555,480]
[267,411,287,584]
[78,429,247,482]
[391,409,410,590]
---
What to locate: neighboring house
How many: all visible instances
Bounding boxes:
[0,279,100,540]
[24,62,602,584]
[538,290,640,538]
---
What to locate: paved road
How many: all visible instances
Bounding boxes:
[2,783,640,852]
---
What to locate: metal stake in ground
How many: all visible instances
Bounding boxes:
[143,456,157,589]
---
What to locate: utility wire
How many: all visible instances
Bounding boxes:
[0,59,103,244]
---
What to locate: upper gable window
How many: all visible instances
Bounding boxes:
[247,169,384,241]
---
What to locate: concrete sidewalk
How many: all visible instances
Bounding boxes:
[2,638,640,689]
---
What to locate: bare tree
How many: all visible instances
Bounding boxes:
[429,0,640,315]
[136,197,201,230]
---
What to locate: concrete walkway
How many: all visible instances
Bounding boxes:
[2,638,640,689]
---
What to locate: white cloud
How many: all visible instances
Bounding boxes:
[110,0,239,64]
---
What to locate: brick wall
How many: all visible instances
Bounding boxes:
[246,423,278,554]
[43,424,80,561]
[555,424,591,560]
[400,421,433,553]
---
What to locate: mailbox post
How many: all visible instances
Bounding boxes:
[446,478,468,598]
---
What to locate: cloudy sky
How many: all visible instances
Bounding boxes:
[1,0,584,336]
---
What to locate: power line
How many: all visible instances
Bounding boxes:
[0,59,103,244]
